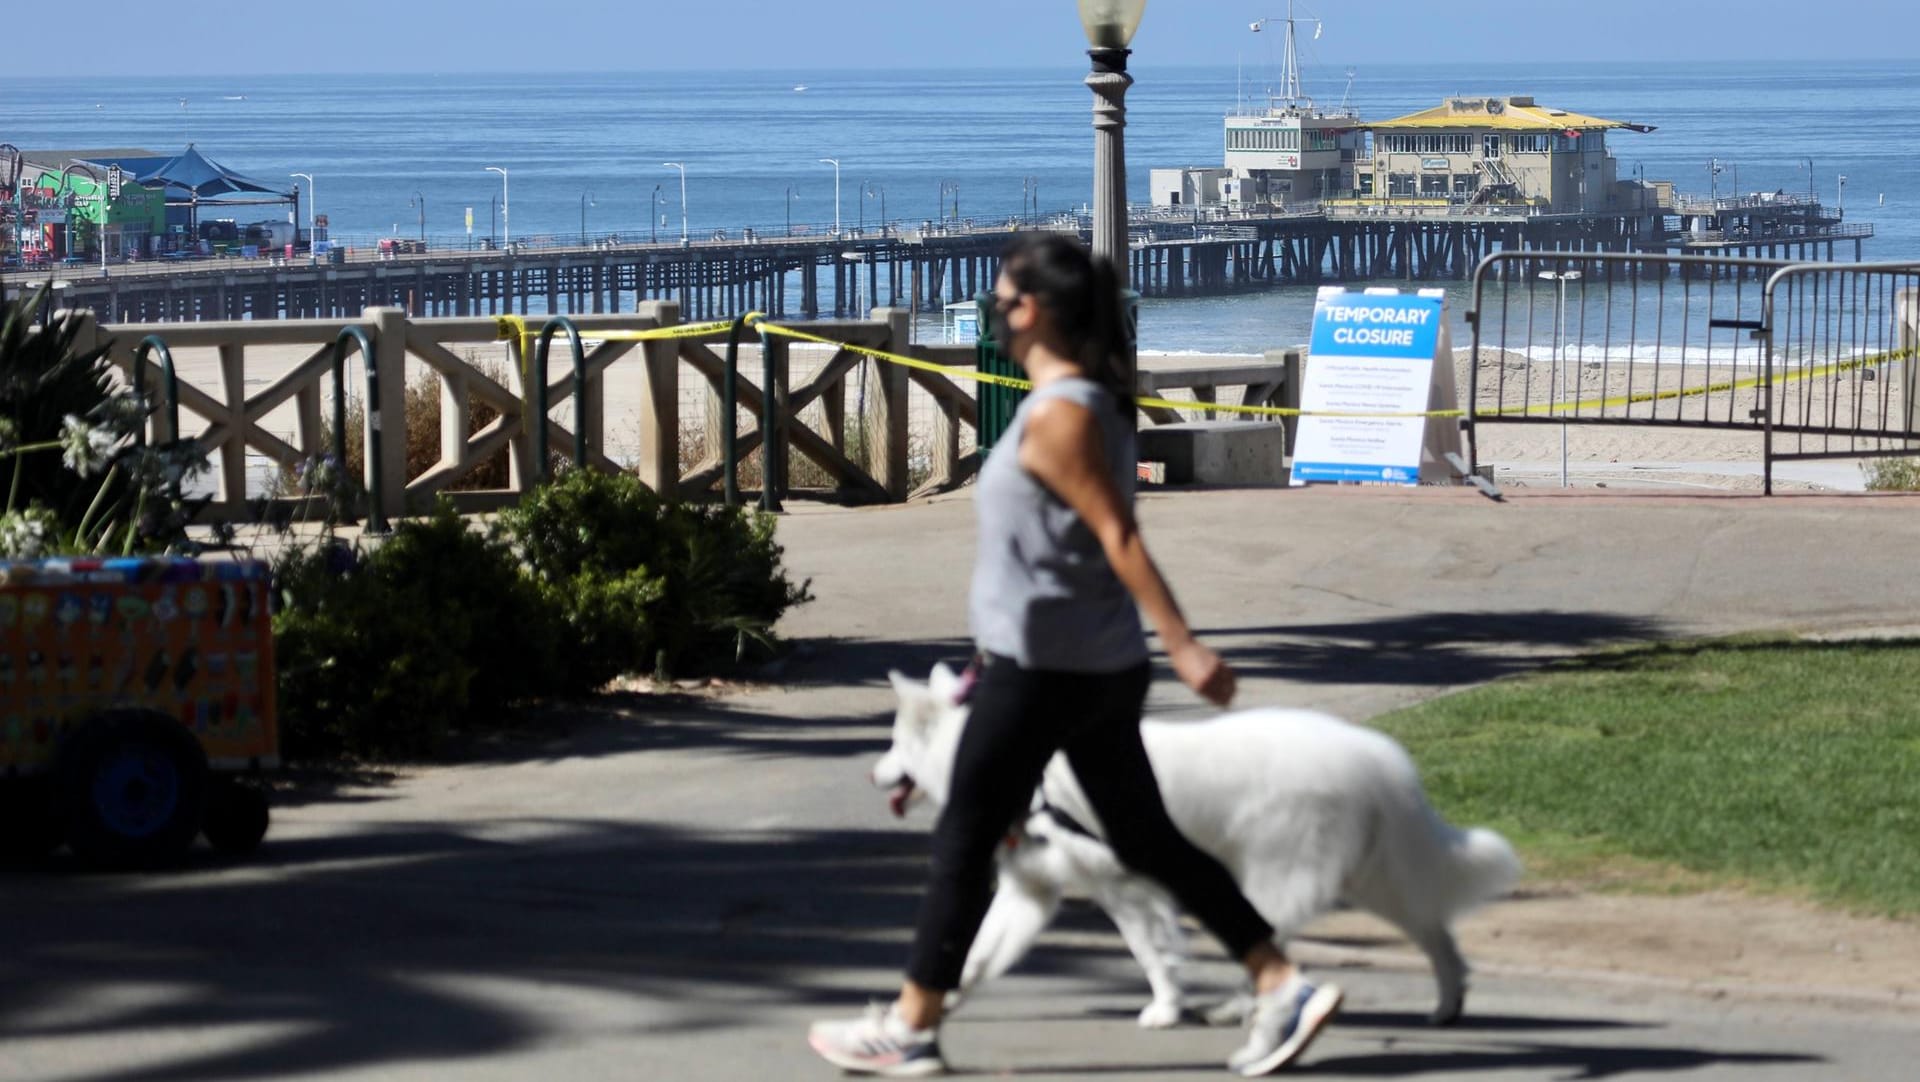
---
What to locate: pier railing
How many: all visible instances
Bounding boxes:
[48,303,985,524]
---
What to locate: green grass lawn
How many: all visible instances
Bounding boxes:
[1370,636,1920,917]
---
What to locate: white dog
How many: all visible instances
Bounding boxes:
[873,665,1521,1030]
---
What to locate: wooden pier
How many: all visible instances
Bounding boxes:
[6,198,1873,324]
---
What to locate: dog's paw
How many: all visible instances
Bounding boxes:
[1202,992,1254,1027]
[1136,1000,1184,1030]
[1428,988,1465,1027]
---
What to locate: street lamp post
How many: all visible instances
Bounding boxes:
[1837,173,1848,214]
[580,190,595,246]
[290,172,314,262]
[1803,157,1815,202]
[410,192,425,245]
[490,194,498,249]
[652,184,662,244]
[1539,269,1582,488]
[663,162,688,243]
[819,158,841,235]
[484,166,509,246]
[1079,0,1146,286]
[786,186,798,237]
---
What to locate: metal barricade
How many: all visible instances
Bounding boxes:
[1761,262,1920,488]
[1465,251,1920,493]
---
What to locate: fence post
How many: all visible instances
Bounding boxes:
[760,324,785,513]
[636,300,680,498]
[216,341,247,511]
[872,307,911,500]
[1900,287,1920,435]
[329,325,387,534]
[1266,347,1304,460]
[367,307,409,522]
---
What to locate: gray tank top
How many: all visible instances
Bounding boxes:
[969,376,1148,673]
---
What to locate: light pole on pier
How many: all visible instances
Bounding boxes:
[1802,157,1815,202]
[290,172,314,262]
[866,182,885,237]
[1539,268,1582,489]
[786,186,798,237]
[819,159,841,235]
[485,166,509,246]
[652,184,662,244]
[580,190,595,246]
[1837,174,1848,215]
[663,162,688,243]
[410,192,425,245]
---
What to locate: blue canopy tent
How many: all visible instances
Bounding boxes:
[74,144,295,237]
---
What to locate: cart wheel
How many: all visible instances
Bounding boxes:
[0,778,65,862]
[202,777,270,855]
[58,710,208,870]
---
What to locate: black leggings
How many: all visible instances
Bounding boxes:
[905,655,1274,991]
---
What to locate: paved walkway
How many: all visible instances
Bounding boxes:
[5,487,1920,1081]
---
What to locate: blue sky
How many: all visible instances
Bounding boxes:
[13,0,1916,76]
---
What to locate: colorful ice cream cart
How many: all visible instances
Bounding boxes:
[0,556,276,868]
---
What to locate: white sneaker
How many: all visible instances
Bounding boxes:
[806,1001,947,1077]
[1226,977,1343,1076]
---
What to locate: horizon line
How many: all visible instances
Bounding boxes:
[1,55,1916,81]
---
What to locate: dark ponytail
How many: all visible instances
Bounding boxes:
[999,234,1133,418]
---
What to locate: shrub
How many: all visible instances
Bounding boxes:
[272,501,564,760]
[1861,457,1920,492]
[0,282,208,556]
[271,472,812,762]
[502,468,812,680]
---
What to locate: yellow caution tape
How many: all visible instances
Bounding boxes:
[492,312,1911,425]
[758,320,1463,418]
[493,314,738,348]
[1481,342,1919,418]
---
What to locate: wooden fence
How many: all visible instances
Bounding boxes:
[52,303,983,523]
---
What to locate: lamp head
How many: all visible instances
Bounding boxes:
[1078,0,1147,49]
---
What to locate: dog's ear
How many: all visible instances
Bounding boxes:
[888,669,923,702]
[928,662,959,702]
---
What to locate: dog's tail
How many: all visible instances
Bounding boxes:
[1442,825,1523,918]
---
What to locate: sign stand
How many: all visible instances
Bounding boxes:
[1290,286,1463,487]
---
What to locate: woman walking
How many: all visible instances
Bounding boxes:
[807,234,1340,1077]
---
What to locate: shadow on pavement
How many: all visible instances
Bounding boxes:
[1310,1042,1821,1077]
[0,819,929,1081]
[1196,610,1668,687]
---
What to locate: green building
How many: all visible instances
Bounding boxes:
[18,159,165,260]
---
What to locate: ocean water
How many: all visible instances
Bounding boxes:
[2,60,1914,352]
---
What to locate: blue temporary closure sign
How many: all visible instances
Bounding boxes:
[1291,290,1447,486]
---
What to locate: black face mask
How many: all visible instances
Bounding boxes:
[986,301,1015,349]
